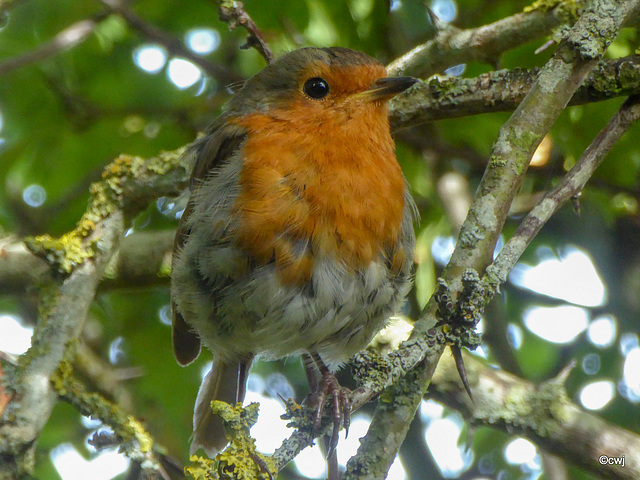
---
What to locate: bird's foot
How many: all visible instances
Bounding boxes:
[305,369,351,457]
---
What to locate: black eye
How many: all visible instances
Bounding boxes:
[303,77,330,99]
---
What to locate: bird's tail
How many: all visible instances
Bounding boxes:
[191,356,250,457]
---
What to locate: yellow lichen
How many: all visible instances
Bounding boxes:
[24,228,97,274]
[215,402,275,480]
[23,146,190,275]
[185,455,217,480]
[523,0,582,21]
[149,147,188,175]
[52,359,157,458]
[186,402,276,480]
[125,416,153,453]
[50,359,74,395]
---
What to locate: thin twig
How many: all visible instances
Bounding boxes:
[0,14,108,77]
[216,0,274,63]
[386,7,567,78]
[98,0,240,84]
[486,94,640,287]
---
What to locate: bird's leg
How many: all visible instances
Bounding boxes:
[303,354,341,475]
[302,353,321,393]
[236,360,250,403]
[303,352,351,457]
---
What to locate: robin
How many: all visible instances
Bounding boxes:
[171,46,417,457]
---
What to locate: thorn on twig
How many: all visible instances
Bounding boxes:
[571,192,582,217]
[217,1,274,64]
[535,39,556,55]
[424,3,447,32]
[451,345,473,402]
[554,359,577,384]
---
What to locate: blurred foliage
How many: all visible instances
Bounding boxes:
[1,0,639,479]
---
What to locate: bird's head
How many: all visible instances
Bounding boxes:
[226,47,417,124]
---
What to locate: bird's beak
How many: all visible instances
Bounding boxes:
[357,76,418,102]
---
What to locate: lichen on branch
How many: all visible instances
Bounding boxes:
[186,402,275,480]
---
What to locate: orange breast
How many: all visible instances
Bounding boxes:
[232,101,406,285]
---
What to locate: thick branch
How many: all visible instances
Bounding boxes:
[0,150,189,476]
[0,230,174,296]
[102,229,174,288]
[432,353,640,480]
[390,55,640,129]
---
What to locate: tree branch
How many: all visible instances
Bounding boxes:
[97,0,240,84]
[431,352,640,480]
[343,1,640,477]
[486,94,640,288]
[0,229,174,296]
[0,14,108,77]
[0,150,190,476]
[53,358,168,478]
[1,3,639,476]
[386,3,571,78]
[215,0,274,64]
[390,55,640,129]
[102,229,174,289]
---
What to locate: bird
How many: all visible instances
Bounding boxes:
[171,46,417,458]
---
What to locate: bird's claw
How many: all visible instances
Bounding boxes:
[305,370,351,457]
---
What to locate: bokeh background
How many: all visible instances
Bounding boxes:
[1,0,639,479]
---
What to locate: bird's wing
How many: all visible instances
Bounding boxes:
[171,118,247,366]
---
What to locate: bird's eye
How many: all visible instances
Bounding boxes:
[303,77,330,99]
